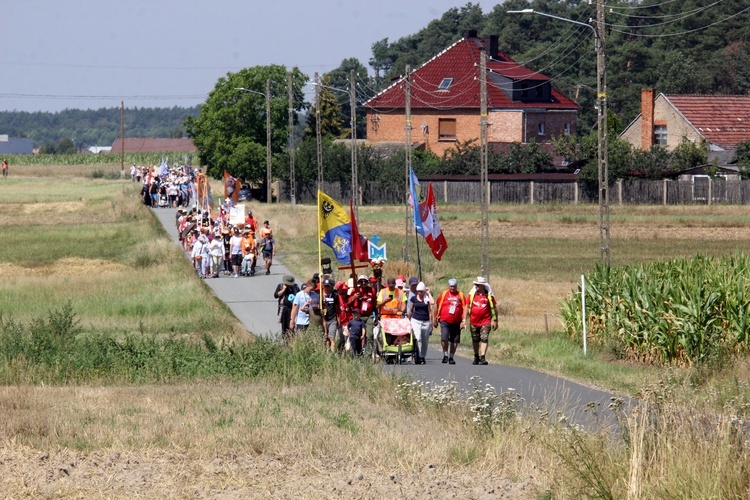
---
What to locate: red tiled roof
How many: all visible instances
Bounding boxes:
[665,94,750,149]
[110,138,197,153]
[364,36,578,111]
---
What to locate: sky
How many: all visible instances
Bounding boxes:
[2,0,495,113]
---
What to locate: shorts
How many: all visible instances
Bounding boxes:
[324,318,338,340]
[440,321,461,344]
[470,324,491,343]
[263,251,272,260]
[231,254,243,267]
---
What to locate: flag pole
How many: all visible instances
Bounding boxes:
[414,230,423,282]
[317,190,323,280]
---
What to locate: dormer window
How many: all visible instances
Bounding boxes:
[438,78,453,90]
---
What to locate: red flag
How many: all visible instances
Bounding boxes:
[423,183,448,260]
[349,201,369,262]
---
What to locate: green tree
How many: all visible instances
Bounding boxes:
[304,75,344,139]
[56,138,77,154]
[736,140,750,179]
[185,65,308,183]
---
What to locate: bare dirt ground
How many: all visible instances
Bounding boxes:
[0,447,534,499]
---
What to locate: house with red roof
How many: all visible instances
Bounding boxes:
[363,30,579,158]
[621,89,750,153]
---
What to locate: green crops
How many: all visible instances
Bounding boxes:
[560,253,750,365]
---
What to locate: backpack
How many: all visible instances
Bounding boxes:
[278,283,299,309]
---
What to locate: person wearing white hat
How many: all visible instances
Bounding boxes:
[464,276,498,365]
[407,282,434,364]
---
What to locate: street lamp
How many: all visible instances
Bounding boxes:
[508,6,610,265]
[310,78,358,218]
[235,81,273,204]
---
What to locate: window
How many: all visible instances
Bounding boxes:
[438,118,457,141]
[538,123,545,136]
[564,123,571,135]
[520,82,529,98]
[438,78,453,90]
[654,124,667,146]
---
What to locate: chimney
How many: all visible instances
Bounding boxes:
[483,35,499,58]
[461,29,478,39]
[641,88,654,150]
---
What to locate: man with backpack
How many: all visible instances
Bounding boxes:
[464,276,498,365]
[434,278,466,365]
[274,275,299,345]
[258,221,275,275]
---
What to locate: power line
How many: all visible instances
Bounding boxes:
[608,4,750,37]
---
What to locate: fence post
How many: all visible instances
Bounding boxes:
[708,177,712,205]
[487,179,491,205]
[663,178,668,205]
[574,182,579,205]
[617,179,623,205]
[529,181,534,205]
[444,180,448,203]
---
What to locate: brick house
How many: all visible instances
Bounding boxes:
[363,30,579,158]
[620,89,750,153]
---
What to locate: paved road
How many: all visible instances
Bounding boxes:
[153,206,631,431]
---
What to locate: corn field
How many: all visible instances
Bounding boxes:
[559,253,750,366]
[4,152,195,166]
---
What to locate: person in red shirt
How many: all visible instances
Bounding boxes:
[433,278,466,365]
[464,276,498,365]
[348,275,377,354]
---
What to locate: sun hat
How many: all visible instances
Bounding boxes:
[358,274,369,282]
[473,276,489,286]
[416,282,427,292]
[448,278,458,286]
[409,277,419,285]
[283,275,295,285]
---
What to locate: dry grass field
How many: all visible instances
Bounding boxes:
[2,164,750,498]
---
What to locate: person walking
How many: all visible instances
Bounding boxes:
[407,282,433,364]
[320,278,339,352]
[228,228,243,278]
[348,275,377,355]
[258,221,275,275]
[465,277,498,365]
[434,278,466,365]
[289,281,313,334]
[2,160,8,178]
[208,234,224,278]
[274,275,300,345]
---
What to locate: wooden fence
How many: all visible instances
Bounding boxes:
[278,178,750,205]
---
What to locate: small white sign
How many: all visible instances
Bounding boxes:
[229,204,246,224]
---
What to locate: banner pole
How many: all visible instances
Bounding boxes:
[317,190,323,281]
[414,231,422,282]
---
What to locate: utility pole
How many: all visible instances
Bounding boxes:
[120,101,125,173]
[479,51,490,280]
[315,72,323,193]
[287,73,296,208]
[265,79,272,204]
[350,70,358,219]
[404,65,412,263]
[596,0,610,266]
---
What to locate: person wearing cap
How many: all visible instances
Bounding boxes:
[240,229,256,276]
[408,282,434,364]
[208,232,224,278]
[289,280,313,334]
[434,278,467,364]
[336,280,353,350]
[245,210,258,233]
[308,273,323,328]
[275,275,300,344]
[321,278,340,352]
[464,277,498,365]
[349,275,377,354]
[259,220,272,239]
[258,223,275,275]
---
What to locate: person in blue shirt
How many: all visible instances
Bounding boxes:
[347,310,366,356]
[289,281,313,333]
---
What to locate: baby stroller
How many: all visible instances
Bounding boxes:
[378,317,415,364]
[158,193,169,208]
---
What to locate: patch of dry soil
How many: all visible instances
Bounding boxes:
[0,448,537,499]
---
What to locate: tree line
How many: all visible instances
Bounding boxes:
[0,106,200,152]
